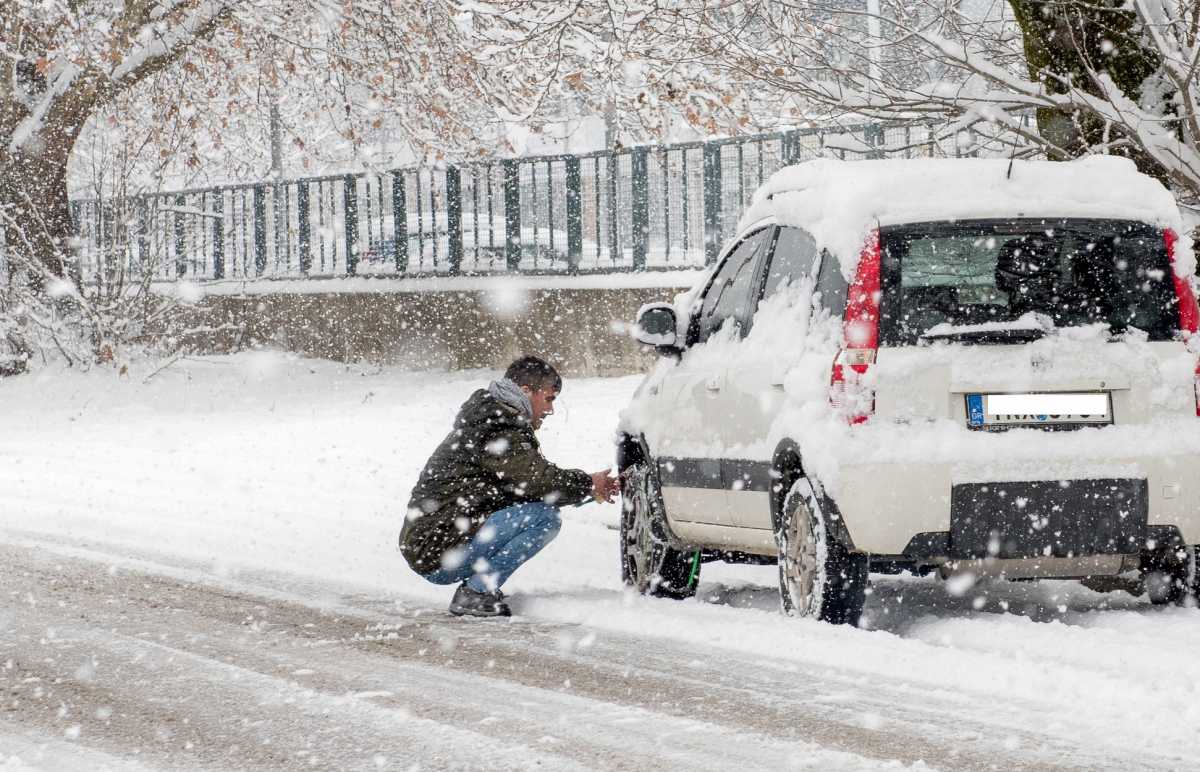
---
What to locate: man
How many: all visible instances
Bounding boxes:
[401,355,619,617]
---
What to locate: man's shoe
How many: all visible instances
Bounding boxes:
[449,583,511,617]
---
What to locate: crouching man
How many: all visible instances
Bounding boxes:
[400,355,619,617]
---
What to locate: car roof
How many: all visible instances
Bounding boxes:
[736,157,1191,282]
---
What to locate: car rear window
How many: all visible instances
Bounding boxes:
[879,219,1179,345]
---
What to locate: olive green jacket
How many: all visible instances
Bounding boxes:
[400,389,593,574]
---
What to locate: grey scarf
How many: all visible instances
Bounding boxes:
[488,378,533,421]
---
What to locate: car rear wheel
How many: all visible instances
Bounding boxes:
[620,462,700,599]
[776,477,868,625]
[1143,544,1200,606]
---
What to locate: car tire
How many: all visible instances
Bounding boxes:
[776,476,867,625]
[620,461,700,600]
[1142,544,1199,606]
[1144,570,1178,605]
[1180,547,1200,606]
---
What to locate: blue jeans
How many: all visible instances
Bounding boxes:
[423,502,562,593]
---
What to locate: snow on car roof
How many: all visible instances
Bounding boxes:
[737,156,1194,280]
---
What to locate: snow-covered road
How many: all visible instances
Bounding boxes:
[1,352,1198,770]
[0,541,980,770]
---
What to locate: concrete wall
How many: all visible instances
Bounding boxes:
[177,284,689,376]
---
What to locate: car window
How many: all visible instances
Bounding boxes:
[699,230,768,341]
[762,227,818,298]
[814,250,848,317]
[698,248,744,327]
[878,219,1177,344]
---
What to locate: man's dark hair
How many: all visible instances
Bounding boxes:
[504,355,562,392]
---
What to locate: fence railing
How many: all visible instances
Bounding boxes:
[64,120,1000,283]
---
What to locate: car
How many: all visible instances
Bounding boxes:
[616,156,1200,626]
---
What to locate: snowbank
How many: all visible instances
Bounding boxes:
[162,269,707,297]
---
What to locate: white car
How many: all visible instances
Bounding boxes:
[617,156,1200,626]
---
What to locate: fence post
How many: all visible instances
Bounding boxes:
[273,182,286,273]
[446,166,462,274]
[136,197,149,279]
[607,152,619,263]
[212,193,224,279]
[392,171,407,274]
[503,159,520,271]
[630,147,649,271]
[252,185,267,276]
[865,123,885,159]
[565,156,582,273]
[296,183,310,274]
[174,193,186,278]
[781,129,801,166]
[68,202,82,277]
[344,174,359,275]
[100,201,111,283]
[69,201,82,236]
[702,143,723,265]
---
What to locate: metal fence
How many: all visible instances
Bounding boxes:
[65,121,994,283]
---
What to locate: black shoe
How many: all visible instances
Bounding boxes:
[449,583,511,617]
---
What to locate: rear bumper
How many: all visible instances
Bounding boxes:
[835,455,1200,556]
[949,478,1146,559]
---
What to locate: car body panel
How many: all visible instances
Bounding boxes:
[621,160,1200,579]
[834,454,1200,554]
[671,517,776,554]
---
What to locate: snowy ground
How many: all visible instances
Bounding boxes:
[1,351,1198,770]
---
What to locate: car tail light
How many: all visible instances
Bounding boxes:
[1165,229,1200,416]
[1165,229,1199,334]
[830,230,882,424]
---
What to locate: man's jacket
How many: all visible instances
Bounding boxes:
[400,388,593,574]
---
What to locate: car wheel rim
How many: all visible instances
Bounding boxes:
[784,495,819,613]
[623,466,663,591]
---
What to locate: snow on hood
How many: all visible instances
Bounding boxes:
[738,156,1194,281]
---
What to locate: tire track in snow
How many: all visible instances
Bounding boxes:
[0,539,1120,771]
[0,542,929,771]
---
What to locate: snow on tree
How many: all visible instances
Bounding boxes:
[65,2,815,206]
[594,0,1200,209]
[3,0,693,364]
[11,0,1198,368]
[2,1,227,289]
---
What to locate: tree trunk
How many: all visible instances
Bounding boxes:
[1,3,232,299]
[1,64,107,294]
[1007,0,1173,182]
[0,144,73,293]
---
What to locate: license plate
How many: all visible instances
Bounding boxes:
[965,392,1112,428]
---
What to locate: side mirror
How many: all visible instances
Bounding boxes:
[633,302,681,355]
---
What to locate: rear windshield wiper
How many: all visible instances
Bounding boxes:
[919,312,1053,344]
[920,327,1048,344]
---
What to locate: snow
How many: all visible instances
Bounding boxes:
[0,720,156,771]
[921,311,1052,337]
[3,351,1200,767]
[162,269,707,297]
[738,156,1194,281]
[625,276,1200,510]
[794,330,1200,493]
[9,62,81,155]
[109,1,243,84]
[630,157,1200,514]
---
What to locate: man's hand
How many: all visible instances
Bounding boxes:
[590,468,619,504]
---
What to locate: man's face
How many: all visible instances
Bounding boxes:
[522,384,558,430]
